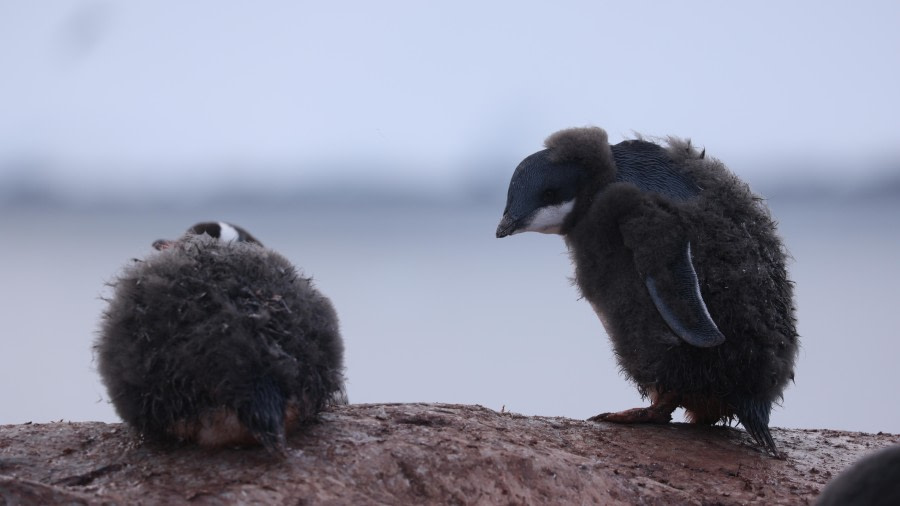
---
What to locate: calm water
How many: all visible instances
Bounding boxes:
[1,197,898,433]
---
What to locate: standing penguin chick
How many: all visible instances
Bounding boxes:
[96,222,346,456]
[496,127,798,455]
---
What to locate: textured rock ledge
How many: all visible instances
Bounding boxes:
[1,403,897,505]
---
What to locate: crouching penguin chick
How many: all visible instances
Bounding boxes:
[96,222,346,456]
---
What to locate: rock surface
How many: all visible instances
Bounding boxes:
[1,403,896,505]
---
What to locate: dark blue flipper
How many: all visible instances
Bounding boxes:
[611,140,701,202]
[644,242,726,348]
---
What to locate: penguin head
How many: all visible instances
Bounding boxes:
[152,221,262,250]
[495,150,582,237]
[497,127,614,238]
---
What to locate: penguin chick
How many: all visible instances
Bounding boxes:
[816,445,900,506]
[496,127,798,455]
[96,223,346,456]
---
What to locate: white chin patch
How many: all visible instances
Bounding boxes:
[524,200,574,234]
[218,222,240,243]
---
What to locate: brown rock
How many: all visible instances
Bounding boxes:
[1,403,896,505]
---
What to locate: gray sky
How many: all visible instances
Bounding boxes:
[1,1,898,195]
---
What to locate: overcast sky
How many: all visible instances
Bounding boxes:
[1,1,898,196]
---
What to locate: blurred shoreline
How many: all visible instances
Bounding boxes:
[2,165,898,214]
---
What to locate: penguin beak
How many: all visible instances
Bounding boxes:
[152,239,175,251]
[496,214,521,238]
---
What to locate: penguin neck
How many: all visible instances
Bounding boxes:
[563,140,704,235]
[560,147,618,235]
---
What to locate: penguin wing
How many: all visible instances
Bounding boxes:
[610,141,701,202]
[603,178,723,348]
[642,242,726,348]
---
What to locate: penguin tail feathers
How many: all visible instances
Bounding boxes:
[734,397,781,458]
[238,376,288,457]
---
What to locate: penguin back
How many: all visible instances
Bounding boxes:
[96,235,345,452]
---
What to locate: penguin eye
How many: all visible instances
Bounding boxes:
[541,188,560,204]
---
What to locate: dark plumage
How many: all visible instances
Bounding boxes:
[96,222,345,455]
[816,445,900,505]
[496,127,798,455]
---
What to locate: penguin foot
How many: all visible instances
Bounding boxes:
[588,406,673,424]
[588,392,679,424]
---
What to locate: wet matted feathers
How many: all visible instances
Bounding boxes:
[96,232,345,456]
[497,126,798,456]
